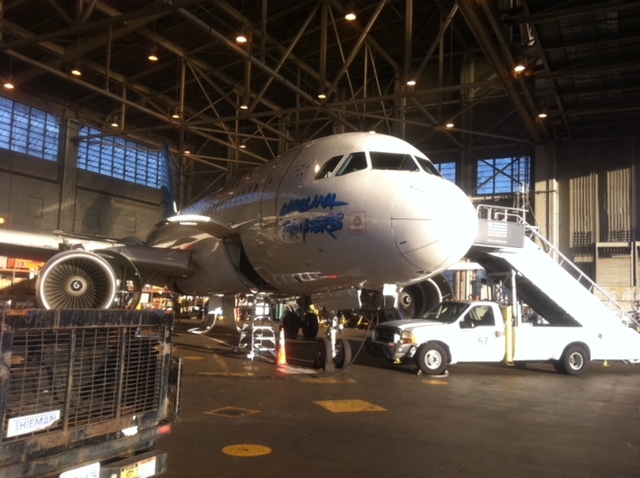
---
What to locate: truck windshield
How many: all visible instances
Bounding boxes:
[421,302,469,323]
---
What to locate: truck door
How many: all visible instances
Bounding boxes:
[454,305,504,362]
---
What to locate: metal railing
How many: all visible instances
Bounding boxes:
[476,204,639,328]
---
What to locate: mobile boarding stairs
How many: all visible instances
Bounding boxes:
[469,205,640,364]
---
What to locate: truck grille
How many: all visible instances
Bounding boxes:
[0,310,170,444]
[374,327,398,344]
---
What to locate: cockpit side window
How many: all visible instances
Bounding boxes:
[315,155,343,179]
[415,157,441,176]
[370,152,419,171]
[335,151,368,176]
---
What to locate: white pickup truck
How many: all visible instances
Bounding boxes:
[365,300,640,376]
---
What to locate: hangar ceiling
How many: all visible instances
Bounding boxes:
[1,0,640,201]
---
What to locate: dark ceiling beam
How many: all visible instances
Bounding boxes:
[519,0,572,140]
[326,0,388,98]
[502,0,640,25]
[455,0,543,144]
[536,60,640,80]
[0,1,193,50]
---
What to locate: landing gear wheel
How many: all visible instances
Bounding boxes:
[334,338,352,368]
[417,342,447,376]
[559,345,588,375]
[314,338,333,370]
[301,312,319,339]
[282,311,300,339]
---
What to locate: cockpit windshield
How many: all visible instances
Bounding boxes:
[315,155,343,179]
[369,152,419,171]
[414,157,441,176]
[335,152,368,176]
[420,302,469,324]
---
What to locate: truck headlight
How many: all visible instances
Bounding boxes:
[401,331,415,344]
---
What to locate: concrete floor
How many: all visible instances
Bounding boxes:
[158,318,640,478]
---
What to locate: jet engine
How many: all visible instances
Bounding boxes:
[36,250,141,310]
[397,274,453,318]
[35,246,192,310]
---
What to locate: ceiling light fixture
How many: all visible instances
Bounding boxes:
[514,64,526,74]
[538,111,548,118]
[236,29,248,43]
[445,122,454,128]
[148,47,159,62]
[406,79,416,87]
[71,66,82,76]
[345,12,356,21]
[171,108,181,119]
[3,77,15,90]
[109,116,120,128]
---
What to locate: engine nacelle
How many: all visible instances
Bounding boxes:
[36,250,143,310]
[397,274,453,318]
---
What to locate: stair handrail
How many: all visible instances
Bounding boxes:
[476,204,638,328]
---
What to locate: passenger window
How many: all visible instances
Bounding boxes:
[370,152,418,171]
[315,155,343,179]
[335,152,368,176]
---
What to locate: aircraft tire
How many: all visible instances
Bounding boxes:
[417,342,447,376]
[314,338,333,370]
[334,338,352,368]
[282,311,300,339]
[301,312,319,339]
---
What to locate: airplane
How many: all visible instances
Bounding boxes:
[0,132,478,343]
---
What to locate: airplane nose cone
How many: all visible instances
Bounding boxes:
[392,178,477,273]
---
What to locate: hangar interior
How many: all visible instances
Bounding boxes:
[1,0,640,307]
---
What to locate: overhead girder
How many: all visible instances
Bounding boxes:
[455,0,545,145]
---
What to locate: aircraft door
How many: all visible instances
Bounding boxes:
[260,146,306,229]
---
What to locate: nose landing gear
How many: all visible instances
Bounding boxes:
[314,315,352,370]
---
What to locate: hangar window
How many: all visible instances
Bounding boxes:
[0,97,60,161]
[435,162,456,182]
[370,152,418,171]
[78,126,162,188]
[477,156,531,195]
[315,155,343,179]
[335,152,367,176]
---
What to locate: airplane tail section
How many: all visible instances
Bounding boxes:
[160,143,180,218]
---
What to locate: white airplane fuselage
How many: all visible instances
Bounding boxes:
[147,132,478,298]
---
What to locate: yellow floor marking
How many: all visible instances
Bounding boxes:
[197,371,256,377]
[182,356,205,360]
[222,444,272,457]
[314,399,387,413]
[422,379,448,386]
[205,406,260,417]
[299,377,357,384]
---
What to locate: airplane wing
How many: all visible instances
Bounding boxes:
[162,215,237,239]
[0,230,123,262]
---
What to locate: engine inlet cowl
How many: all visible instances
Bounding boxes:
[36,251,118,309]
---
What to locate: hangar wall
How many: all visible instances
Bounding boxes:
[0,101,164,240]
[554,140,640,306]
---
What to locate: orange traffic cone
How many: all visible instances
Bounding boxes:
[277,327,287,365]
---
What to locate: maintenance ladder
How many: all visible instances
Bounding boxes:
[236,295,278,361]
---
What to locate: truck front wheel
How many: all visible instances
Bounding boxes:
[417,343,447,375]
[558,345,589,375]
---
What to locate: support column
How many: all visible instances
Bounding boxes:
[534,140,559,247]
[58,117,78,232]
